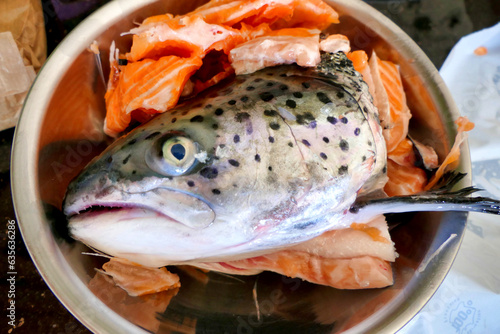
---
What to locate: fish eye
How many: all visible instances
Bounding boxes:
[146,135,202,176]
[170,143,186,161]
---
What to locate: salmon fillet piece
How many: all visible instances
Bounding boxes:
[104,56,202,136]
[104,0,339,136]
[384,159,427,197]
[229,28,321,74]
[369,52,412,153]
[347,50,375,98]
[197,216,396,289]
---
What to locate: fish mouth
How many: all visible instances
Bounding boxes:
[64,187,216,230]
[68,203,178,223]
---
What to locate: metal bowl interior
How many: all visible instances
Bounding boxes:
[11,0,470,333]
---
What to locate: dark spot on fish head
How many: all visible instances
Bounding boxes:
[228,159,240,167]
[106,156,113,163]
[293,92,303,98]
[320,153,327,160]
[296,112,315,125]
[269,122,280,130]
[338,165,348,175]
[302,139,311,147]
[95,186,113,199]
[288,142,294,147]
[235,112,250,122]
[212,189,221,195]
[268,136,275,143]
[264,109,277,117]
[246,86,255,91]
[228,99,237,105]
[339,139,349,151]
[317,92,332,104]
[354,128,360,136]
[190,115,204,123]
[255,154,261,162]
[187,180,195,187]
[212,124,219,129]
[268,166,273,171]
[122,154,131,165]
[240,96,249,102]
[172,118,177,123]
[260,92,274,102]
[286,99,297,108]
[279,84,288,90]
[341,117,348,124]
[200,167,218,179]
[302,82,310,89]
[266,82,274,87]
[233,134,240,143]
[327,116,338,125]
[323,137,329,143]
[215,108,224,116]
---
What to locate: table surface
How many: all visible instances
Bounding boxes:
[1,0,499,333]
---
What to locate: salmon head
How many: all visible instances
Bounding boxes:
[63,52,387,267]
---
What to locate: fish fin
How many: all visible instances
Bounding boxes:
[350,171,500,219]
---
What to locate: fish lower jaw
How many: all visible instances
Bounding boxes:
[66,207,257,267]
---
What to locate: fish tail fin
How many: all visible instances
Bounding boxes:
[350,172,500,221]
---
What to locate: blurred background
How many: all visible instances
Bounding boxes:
[0,0,499,333]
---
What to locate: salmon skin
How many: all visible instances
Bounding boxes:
[63,52,499,268]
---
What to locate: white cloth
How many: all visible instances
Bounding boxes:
[399,23,500,334]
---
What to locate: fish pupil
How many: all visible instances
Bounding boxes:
[171,144,186,161]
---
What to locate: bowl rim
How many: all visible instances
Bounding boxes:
[11,0,470,333]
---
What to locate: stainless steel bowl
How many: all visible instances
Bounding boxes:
[11,0,470,333]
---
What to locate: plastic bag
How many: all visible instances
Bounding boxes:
[0,0,46,131]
